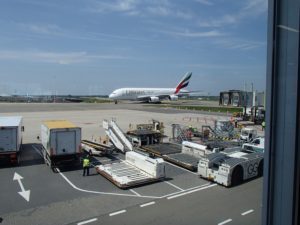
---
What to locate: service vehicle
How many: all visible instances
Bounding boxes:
[96,151,165,189]
[41,120,81,171]
[163,141,218,171]
[242,137,264,153]
[0,116,23,166]
[198,147,263,187]
[81,139,114,156]
[240,127,257,142]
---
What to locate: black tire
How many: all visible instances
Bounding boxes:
[231,166,243,186]
[258,160,264,177]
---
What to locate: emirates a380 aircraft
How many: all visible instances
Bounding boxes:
[109,72,192,103]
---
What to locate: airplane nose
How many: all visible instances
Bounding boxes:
[109,93,114,99]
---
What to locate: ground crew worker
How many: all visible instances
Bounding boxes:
[262,121,266,131]
[83,156,90,176]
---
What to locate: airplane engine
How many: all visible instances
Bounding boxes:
[149,96,160,102]
[168,95,179,101]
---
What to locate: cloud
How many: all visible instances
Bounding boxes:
[214,38,265,50]
[194,0,213,6]
[0,50,128,64]
[90,0,139,14]
[197,0,267,28]
[89,0,193,19]
[20,23,62,35]
[160,29,225,38]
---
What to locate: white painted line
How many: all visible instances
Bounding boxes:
[241,209,254,216]
[56,168,160,199]
[109,210,126,217]
[165,161,198,175]
[129,189,141,196]
[167,183,217,200]
[140,201,155,208]
[77,218,98,225]
[161,183,212,199]
[32,145,44,158]
[164,181,184,191]
[218,219,232,225]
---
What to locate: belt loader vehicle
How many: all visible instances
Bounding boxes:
[41,120,81,171]
[198,147,263,187]
[0,116,24,166]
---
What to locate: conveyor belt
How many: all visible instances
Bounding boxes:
[163,153,199,171]
[141,143,182,156]
[81,140,110,151]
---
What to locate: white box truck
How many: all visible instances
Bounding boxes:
[0,116,23,166]
[41,120,81,171]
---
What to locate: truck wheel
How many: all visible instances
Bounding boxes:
[231,166,243,186]
[258,160,264,177]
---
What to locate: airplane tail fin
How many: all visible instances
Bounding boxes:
[175,72,192,94]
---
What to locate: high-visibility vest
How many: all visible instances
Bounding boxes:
[83,158,90,167]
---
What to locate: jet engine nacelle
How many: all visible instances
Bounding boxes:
[169,95,179,101]
[149,96,160,102]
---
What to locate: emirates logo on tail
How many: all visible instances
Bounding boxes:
[175,72,192,94]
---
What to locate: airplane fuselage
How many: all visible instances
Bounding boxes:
[108,72,192,102]
[109,88,187,100]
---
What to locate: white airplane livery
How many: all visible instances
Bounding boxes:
[109,72,192,103]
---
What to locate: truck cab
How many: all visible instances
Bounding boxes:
[240,127,257,142]
[242,137,264,153]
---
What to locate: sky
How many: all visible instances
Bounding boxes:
[0,0,267,96]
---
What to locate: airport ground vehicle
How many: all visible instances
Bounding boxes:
[96,151,165,188]
[41,120,81,171]
[240,127,257,142]
[242,137,264,153]
[198,147,264,187]
[0,116,23,166]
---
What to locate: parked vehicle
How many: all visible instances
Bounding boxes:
[41,120,81,171]
[0,116,23,166]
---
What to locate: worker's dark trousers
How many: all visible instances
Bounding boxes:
[83,167,89,176]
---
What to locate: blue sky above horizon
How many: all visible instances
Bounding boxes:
[0,0,267,95]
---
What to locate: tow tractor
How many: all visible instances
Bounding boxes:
[240,127,257,142]
[198,147,263,187]
[242,137,264,153]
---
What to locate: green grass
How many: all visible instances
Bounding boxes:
[82,98,113,103]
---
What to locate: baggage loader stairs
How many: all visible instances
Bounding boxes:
[103,119,133,153]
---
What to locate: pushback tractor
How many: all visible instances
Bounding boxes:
[198,147,264,187]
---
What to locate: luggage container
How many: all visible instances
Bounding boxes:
[0,116,23,166]
[41,120,81,171]
[96,151,165,189]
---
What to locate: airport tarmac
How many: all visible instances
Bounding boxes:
[0,103,263,225]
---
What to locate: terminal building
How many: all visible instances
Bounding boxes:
[219,90,265,107]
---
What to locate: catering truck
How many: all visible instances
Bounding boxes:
[198,147,263,187]
[41,120,81,171]
[0,116,23,166]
